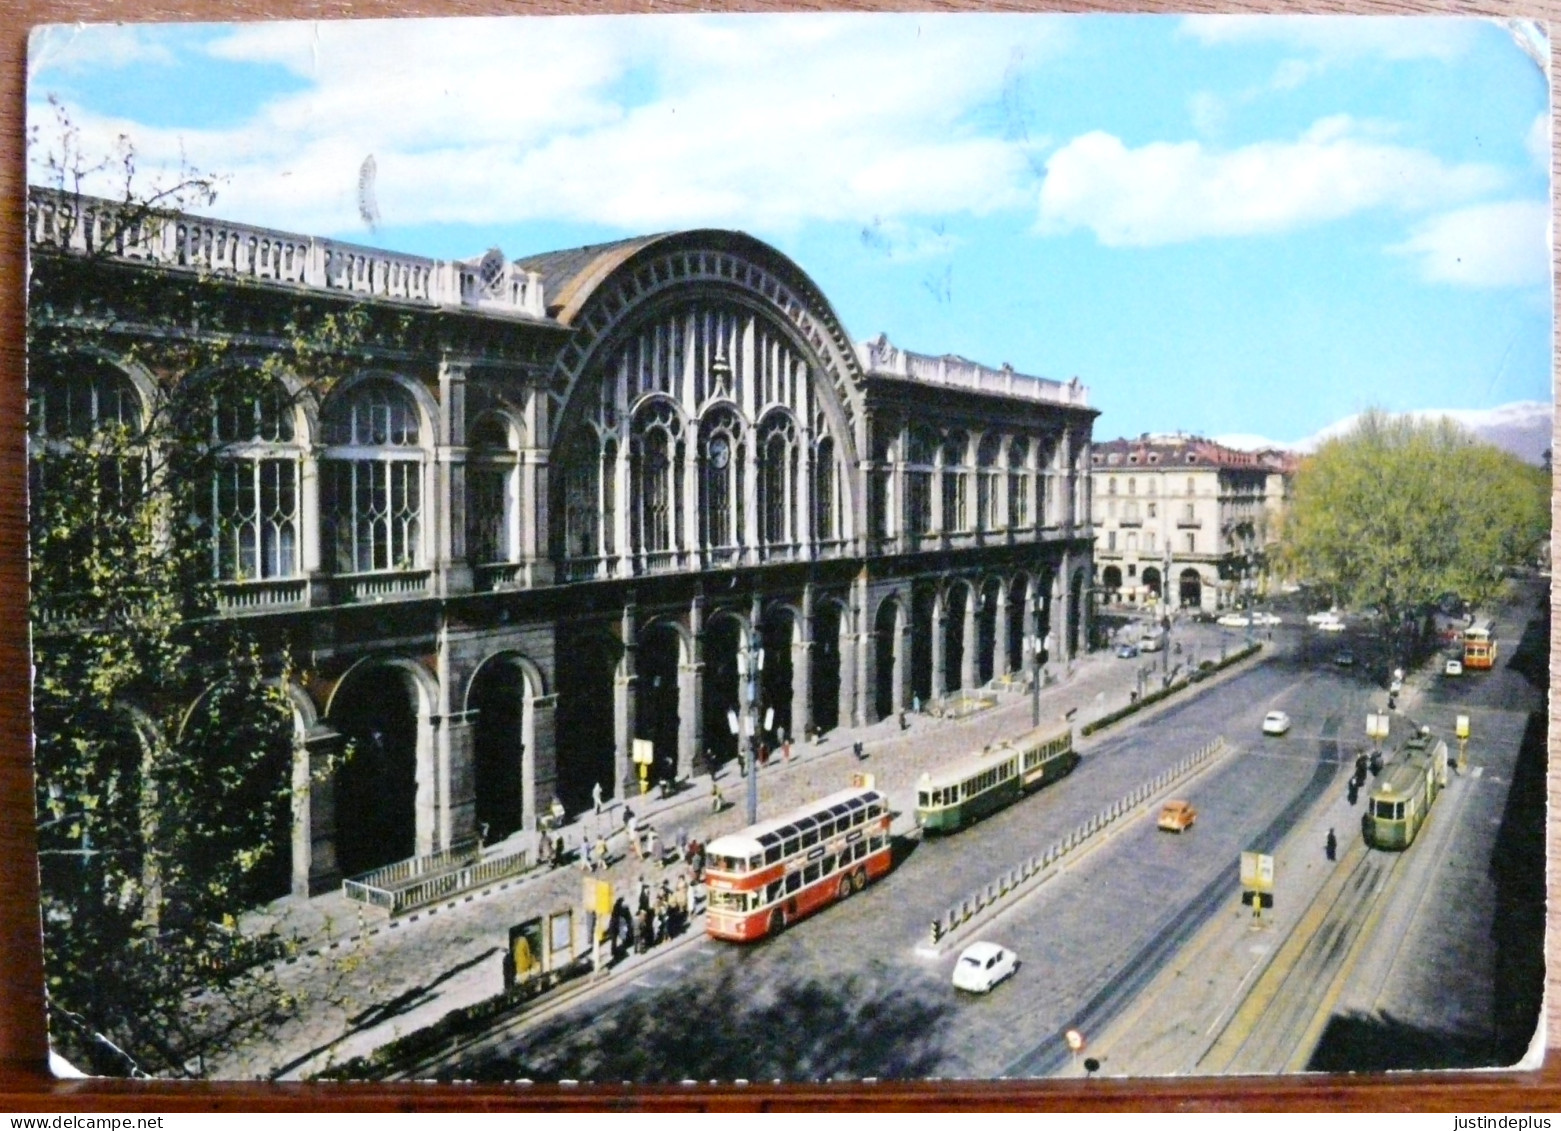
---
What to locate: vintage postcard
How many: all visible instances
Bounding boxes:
[24,13,1551,1083]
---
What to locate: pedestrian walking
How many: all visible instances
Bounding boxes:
[645,825,661,865]
[710,779,725,812]
[635,875,650,913]
[782,731,792,762]
[1325,828,1337,862]
[626,813,641,859]
[592,780,604,815]
[913,693,921,715]
[758,741,770,767]
[594,834,610,871]
[853,740,866,761]
[737,749,747,777]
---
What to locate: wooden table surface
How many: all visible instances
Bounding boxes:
[0,0,1555,1110]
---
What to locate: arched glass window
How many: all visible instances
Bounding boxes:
[906,426,937,536]
[1008,437,1030,528]
[976,433,1002,531]
[631,399,682,559]
[814,434,837,543]
[322,380,425,573]
[560,425,602,562]
[942,432,968,532]
[758,412,798,548]
[698,407,744,551]
[29,357,145,588]
[210,374,301,581]
[468,413,519,565]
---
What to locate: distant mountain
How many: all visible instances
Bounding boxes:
[1215,401,1554,465]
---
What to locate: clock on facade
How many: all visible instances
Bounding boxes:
[709,436,731,469]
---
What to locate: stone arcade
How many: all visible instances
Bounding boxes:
[28,189,1097,900]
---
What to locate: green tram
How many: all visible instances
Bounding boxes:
[1362,729,1449,851]
[915,723,1078,834]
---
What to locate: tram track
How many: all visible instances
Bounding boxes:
[1196,844,1398,1074]
[1002,716,1348,1078]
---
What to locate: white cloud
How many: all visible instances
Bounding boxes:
[28,24,174,79]
[31,15,1070,238]
[1036,117,1504,247]
[1181,15,1476,62]
[1387,201,1550,288]
[1216,400,1554,464]
[1525,112,1549,170]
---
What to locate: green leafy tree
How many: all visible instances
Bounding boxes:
[1280,409,1550,649]
[28,104,365,1076]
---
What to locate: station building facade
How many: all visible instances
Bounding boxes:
[28,189,1096,900]
[1089,433,1294,611]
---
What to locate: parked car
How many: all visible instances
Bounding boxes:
[1157,799,1198,833]
[1317,618,1347,633]
[1138,634,1164,653]
[1445,658,1464,677]
[1115,643,1139,659]
[1216,613,1252,628]
[1262,711,1291,735]
[1306,608,1343,625]
[952,941,1019,993]
[1334,651,1355,667]
[1252,612,1282,627]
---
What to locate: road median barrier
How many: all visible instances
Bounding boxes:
[1081,642,1262,738]
[920,736,1231,955]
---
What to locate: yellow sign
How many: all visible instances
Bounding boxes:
[851,771,876,790]
[1240,851,1275,891]
[582,877,612,918]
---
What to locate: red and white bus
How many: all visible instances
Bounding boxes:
[704,786,893,942]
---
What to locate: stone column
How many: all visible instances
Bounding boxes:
[436,357,473,596]
[614,601,639,799]
[961,585,978,692]
[895,598,911,714]
[527,693,558,834]
[931,590,948,701]
[614,434,633,577]
[441,708,479,849]
[793,582,814,741]
[680,589,705,781]
[853,572,872,727]
[994,582,1011,678]
[297,725,345,897]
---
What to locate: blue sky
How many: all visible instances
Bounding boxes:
[27,14,1552,450]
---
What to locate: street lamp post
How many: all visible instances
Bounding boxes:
[1025,631,1051,727]
[731,638,771,826]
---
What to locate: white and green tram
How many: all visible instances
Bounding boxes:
[915,723,1078,834]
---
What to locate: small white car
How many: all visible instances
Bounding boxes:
[1262,711,1291,735]
[952,941,1019,993]
[1216,613,1252,628]
[1306,608,1343,625]
[1317,618,1347,633]
[1252,612,1282,627]
[1445,659,1464,677]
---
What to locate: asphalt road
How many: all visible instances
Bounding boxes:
[426,624,1392,1083]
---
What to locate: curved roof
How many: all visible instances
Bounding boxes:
[511,229,840,330]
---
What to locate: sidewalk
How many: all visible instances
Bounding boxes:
[221,638,1220,1080]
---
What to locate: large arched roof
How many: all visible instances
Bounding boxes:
[514,229,869,443]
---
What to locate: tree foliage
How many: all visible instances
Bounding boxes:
[1279,410,1550,631]
[28,105,367,1076]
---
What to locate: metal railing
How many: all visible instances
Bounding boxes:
[927,737,1227,947]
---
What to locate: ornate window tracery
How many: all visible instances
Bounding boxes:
[699,407,744,552]
[467,413,519,565]
[210,375,301,581]
[942,431,969,533]
[630,398,682,558]
[322,379,425,573]
[758,411,798,548]
[977,433,1003,532]
[1008,437,1030,528]
[905,426,937,537]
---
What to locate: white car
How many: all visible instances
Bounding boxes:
[952,941,1019,993]
[1216,613,1252,628]
[1317,618,1347,633]
[1262,711,1291,735]
[1306,609,1343,625]
[1252,612,1282,627]
[1445,659,1464,677]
